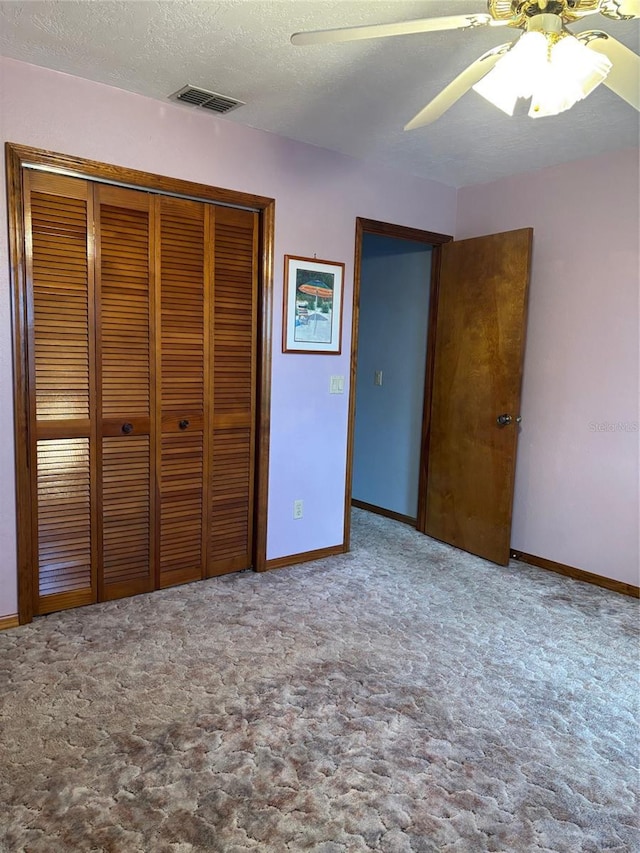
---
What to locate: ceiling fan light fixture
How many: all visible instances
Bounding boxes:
[529,34,612,116]
[473,26,612,118]
[473,30,548,115]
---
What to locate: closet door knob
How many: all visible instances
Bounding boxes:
[122,422,134,434]
[179,419,190,430]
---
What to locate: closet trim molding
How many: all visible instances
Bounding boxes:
[6,142,275,624]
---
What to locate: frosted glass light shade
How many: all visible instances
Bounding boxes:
[473,31,548,115]
[472,30,612,118]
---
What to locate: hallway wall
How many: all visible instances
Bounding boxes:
[353,234,432,518]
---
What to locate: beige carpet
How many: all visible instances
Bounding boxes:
[1,509,638,852]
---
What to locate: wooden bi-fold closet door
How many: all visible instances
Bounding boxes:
[26,171,98,615]
[95,185,156,603]
[24,169,258,616]
[156,195,209,590]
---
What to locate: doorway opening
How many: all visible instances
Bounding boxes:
[344,218,452,548]
[352,233,432,526]
[345,219,533,566]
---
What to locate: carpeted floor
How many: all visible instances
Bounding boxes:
[1,509,638,853]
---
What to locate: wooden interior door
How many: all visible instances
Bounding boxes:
[9,144,274,624]
[157,196,210,588]
[424,228,533,565]
[22,169,260,616]
[208,207,259,576]
[25,171,98,615]
[95,185,155,601]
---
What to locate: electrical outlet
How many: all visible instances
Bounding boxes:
[293,499,304,519]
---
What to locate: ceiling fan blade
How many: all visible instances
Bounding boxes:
[619,0,640,15]
[599,0,640,19]
[291,14,510,46]
[404,43,512,130]
[579,31,640,109]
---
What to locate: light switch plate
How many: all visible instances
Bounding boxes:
[374,370,383,386]
[329,375,345,394]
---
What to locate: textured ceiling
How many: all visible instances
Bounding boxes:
[0,0,638,187]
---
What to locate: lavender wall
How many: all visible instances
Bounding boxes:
[457,149,640,586]
[0,57,457,617]
[1,59,636,618]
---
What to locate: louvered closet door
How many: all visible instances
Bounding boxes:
[208,207,259,576]
[157,196,210,588]
[95,186,155,600]
[23,169,260,615]
[24,171,98,615]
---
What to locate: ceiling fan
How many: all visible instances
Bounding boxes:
[291,0,640,127]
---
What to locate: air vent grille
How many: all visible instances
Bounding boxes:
[169,85,244,115]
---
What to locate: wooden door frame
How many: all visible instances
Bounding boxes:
[343,217,453,550]
[6,142,275,624]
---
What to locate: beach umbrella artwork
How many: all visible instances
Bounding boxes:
[296,279,333,342]
[298,280,333,302]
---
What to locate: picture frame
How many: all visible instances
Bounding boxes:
[282,255,345,354]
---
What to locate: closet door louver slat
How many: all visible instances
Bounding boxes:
[36,438,93,612]
[102,436,152,589]
[31,192,90,421]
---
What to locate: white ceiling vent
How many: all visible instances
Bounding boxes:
[169,85,244,115]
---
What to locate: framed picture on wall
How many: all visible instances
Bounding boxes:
[283,255,345,354]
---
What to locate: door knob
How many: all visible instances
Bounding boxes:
[121,422,134,434]
[179,419,190,430]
